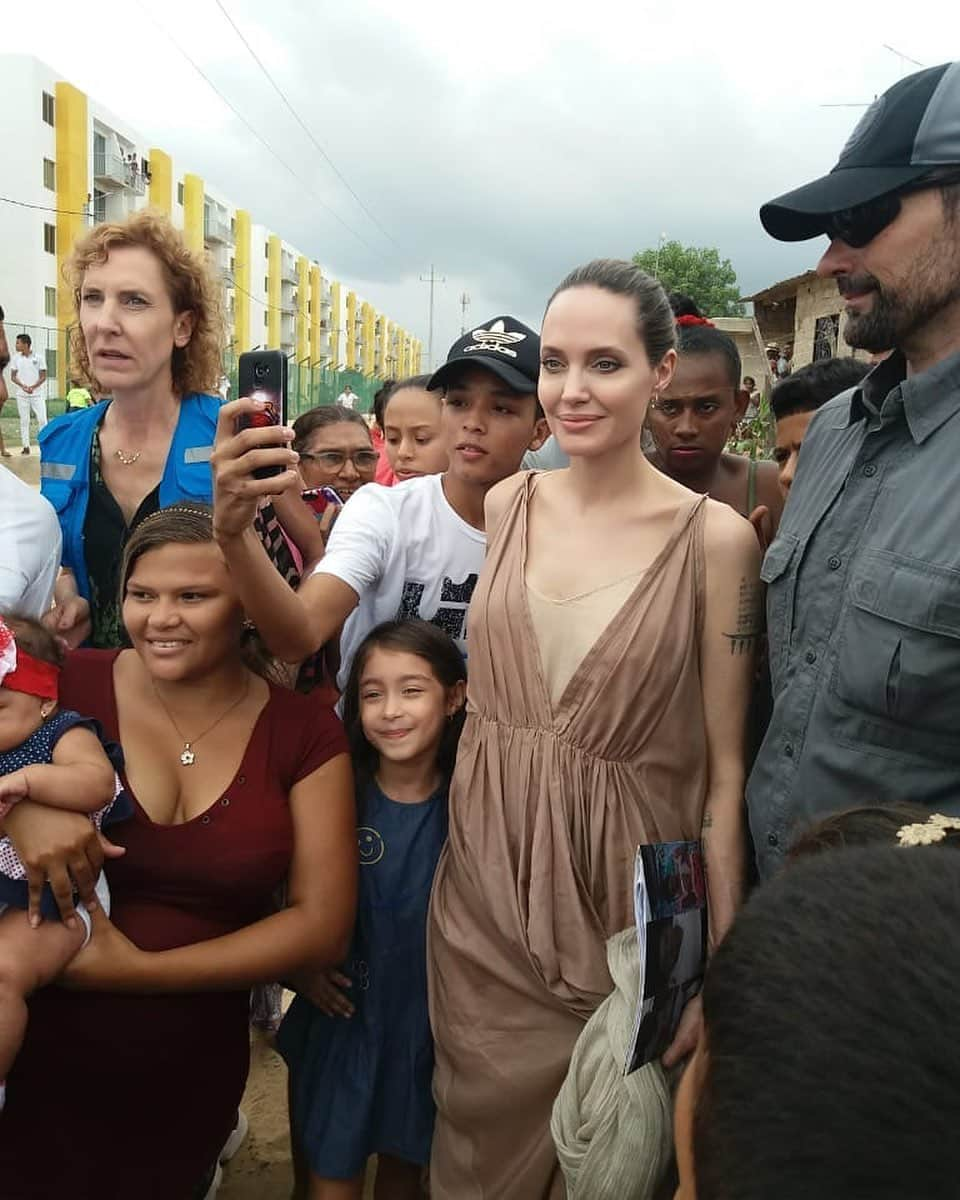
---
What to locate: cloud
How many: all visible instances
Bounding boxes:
[22,0,953,365]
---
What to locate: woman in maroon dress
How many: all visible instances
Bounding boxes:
[0,505,357,1199]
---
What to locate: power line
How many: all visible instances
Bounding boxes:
[213,0,399,252]
[1,195,91,218]
[133,0,387,263]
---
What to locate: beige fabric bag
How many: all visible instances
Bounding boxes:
[551,928,674,1199]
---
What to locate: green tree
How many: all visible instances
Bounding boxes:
[632,241,745,317]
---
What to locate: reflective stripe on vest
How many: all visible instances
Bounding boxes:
[184,445,213,464]
[41,461,77,481]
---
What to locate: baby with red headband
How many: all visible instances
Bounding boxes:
[0,614,122,1110]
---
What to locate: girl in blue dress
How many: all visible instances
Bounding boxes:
[279,618,466,1200]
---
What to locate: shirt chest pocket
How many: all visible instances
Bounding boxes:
[760,533,800,684]
[832,550,960,740]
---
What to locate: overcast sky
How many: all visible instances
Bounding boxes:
[27,1,956,368]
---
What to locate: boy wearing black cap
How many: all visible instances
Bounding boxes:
[213,318,547,684]
[748,62,960,881]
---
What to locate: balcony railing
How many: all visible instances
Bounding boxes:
[93,150,145,195]
[204,210,233,244]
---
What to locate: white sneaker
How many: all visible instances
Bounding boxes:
[219,1108,249,1164]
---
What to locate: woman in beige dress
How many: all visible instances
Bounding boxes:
[428,260,760,1199]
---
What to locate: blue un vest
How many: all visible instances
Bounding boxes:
[39,393,220,602]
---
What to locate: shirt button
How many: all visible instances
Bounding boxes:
[805,650,817,664]
[768,833,779,847]
[784,743,794,757]
[828,555,842,570]
[221,797,230,807]
[863,463,877,477]
[201,815,211,825]
[237,775,246,785]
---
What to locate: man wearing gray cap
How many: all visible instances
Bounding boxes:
[748,62,960,878]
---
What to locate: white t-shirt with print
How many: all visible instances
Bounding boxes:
[312,474,485,689]
[11,352,45,401]
[336,391,356,409]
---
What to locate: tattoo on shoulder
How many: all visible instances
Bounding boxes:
[723,577,763,655]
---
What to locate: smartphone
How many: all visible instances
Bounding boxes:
[301,486,343,517]
[237,350,288,480]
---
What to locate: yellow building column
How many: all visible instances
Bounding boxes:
[309,266,323,364]
[346,292,357,371]
[267,235,282,349]
[54,82,88,394]
[330,281,342,368]
[182,173,204,253]
[148,148,172,215]
[296,256,309,362]
[361,302,375,376]
[234,210,251,354]
[413,339,423,374]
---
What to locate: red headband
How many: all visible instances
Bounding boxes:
[675,314,715,328]
[2,649,59,701]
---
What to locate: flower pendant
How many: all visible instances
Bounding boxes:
[180,746,196,766]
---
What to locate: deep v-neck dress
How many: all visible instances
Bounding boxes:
[428,474,709,1199]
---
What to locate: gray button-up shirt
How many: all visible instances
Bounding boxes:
[747,348,960,878]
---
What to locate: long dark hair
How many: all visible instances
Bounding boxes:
[342,620,466,778]
[120,504,279,681]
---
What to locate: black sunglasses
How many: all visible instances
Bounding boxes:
[824,170,960,248]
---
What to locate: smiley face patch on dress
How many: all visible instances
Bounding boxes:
[358,826,385,865]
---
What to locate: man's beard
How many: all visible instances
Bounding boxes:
[840,236,960,354]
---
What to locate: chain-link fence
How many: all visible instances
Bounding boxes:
[221,350,382,419]
[0,323,386,419]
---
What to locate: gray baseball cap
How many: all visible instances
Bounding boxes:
[761,62,960,242]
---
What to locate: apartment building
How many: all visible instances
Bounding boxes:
[0,54,423,393]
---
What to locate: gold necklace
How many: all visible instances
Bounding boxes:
[115,447,142,466]
[151,676,251,766]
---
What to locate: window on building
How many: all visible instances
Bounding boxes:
[43,223,56,254]
[43,159,56,191]
[264,312,269,326]
[230,256,235,271]
[45,348,57,380]
[42,92,55,126]
[93,189,107,225]
[230,218,236,238]
[177,181,184,206]
[265,243,269,258]
[813,314,840,362]
[44,286,57,318]
[264,277,269,293]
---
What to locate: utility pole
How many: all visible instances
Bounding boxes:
[653,232,668,280]
[459,291,471,335]
[419,265,446,370]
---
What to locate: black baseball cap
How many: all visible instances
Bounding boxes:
[428,316,540,394]
[761,62,960,242]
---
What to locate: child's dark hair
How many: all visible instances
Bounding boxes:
[677,324,741,389]
[1,613,64,668]
[788,801,960,857]
[342,619,466,778]
[379,374,441,424]
[695,846,960,1199]
[770,357,869,420]
[668,292,704,319]
[372,379,396,430]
